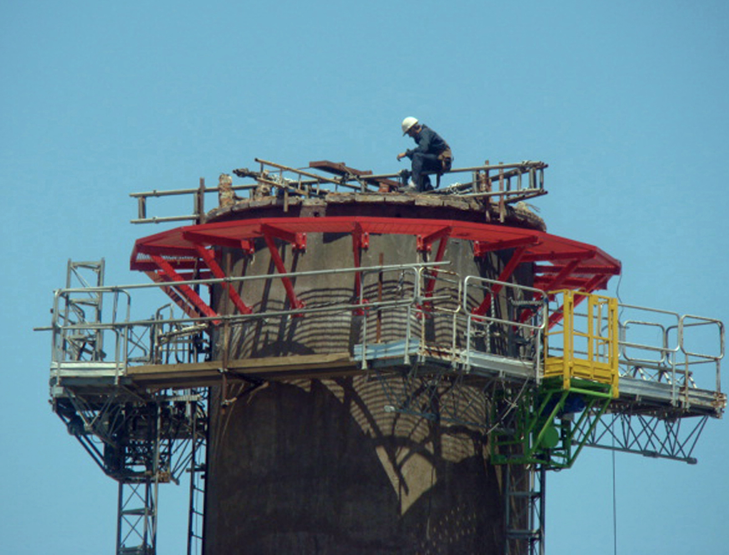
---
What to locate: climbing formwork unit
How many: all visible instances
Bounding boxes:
[44,159,725,555]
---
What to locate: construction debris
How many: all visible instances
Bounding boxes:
[131,158,549,226]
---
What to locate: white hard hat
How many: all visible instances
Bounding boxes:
[402,117,418,135]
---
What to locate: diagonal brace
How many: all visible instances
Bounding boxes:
[150,255,220,322]
[472,246,527,316]
[194,245,252,315]
[262,233,305,310]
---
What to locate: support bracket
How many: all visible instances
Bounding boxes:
[261,228,305,311]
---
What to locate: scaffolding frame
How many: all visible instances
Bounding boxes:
[48,261,724,432]
[40,158,725,554]
[44,253,723,554]
[47,261,209,555]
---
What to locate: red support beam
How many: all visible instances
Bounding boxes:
[581,273,609,294]
[417,226,451,253]
[262,233,305,310]
[424,235,450,297]
[547,293,591,330]
[260,223,306,251]
[540,259,581,292]
[149,254,220,321]
[183,229,242,250]
[474,235,540,257]
[132,216,622,320]
[521,249,596,263]
[472,246,528,316]
[194,245,253,315]
[145,271,205,320]
[545,267,611,329]
[413,226,451,298]
[535,263,620,276]
[538,259,581,329]
[352,226,369,300]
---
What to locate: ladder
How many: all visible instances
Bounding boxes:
[504,464,546,555]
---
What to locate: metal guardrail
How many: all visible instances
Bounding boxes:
[47,261,443,382]
[545,290,620,396]
[616,304,724,407]
[46,263,723,410]
[462,276,548,379]
[129,159,548,225]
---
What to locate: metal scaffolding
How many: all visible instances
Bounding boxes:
[43,254,724,554]
[504,464,546,555]
[46,261,209,555]
[41,158,725,554]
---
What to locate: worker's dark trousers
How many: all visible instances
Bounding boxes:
[411,152,441,192]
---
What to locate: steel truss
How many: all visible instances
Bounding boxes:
[583,412,709,464]
[490,378,614,470]
[48,261,209,555]
[129,215,622,307]
[44,253,724,554]
[54,377,208,555]
[40,159,726,555]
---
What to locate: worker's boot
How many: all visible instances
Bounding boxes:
[398,169,416,193]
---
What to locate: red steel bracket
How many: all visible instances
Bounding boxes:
[262,231,305,311]
[261,223,306,251]
[240,239,255,255]
[352,226,369,302]
[417,226,451,253]
[474,235,540,258]
[194,245,253,315]
[150,254,220,323]
[472,246,528,316]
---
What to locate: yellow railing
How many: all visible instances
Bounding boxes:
[544,290,619,397]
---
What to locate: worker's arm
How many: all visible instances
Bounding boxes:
[408,127,433,156]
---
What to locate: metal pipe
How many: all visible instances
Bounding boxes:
[58,261,450,294]
[130,183,258,199]
[131,215,202,224]
[128,163,547,199]
[254,158,344,187]
[456,189,547,200]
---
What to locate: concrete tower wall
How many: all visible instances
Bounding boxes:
[203,203,535,554]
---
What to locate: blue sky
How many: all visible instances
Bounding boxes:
[2,1,727,553]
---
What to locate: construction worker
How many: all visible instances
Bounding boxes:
[397,117,452,192]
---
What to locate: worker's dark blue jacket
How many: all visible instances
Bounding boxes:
[405,125,450,159]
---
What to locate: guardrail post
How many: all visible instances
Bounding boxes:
[195,178,205,224]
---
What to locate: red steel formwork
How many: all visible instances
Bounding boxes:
[130,215,621,322]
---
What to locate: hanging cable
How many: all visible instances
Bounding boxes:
[614,272,625,321]
[612,414,618,555]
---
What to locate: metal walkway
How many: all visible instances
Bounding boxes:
[46,260,724,450]
[41,259,724,554]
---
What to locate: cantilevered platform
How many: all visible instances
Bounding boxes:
[52,337,724,419]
